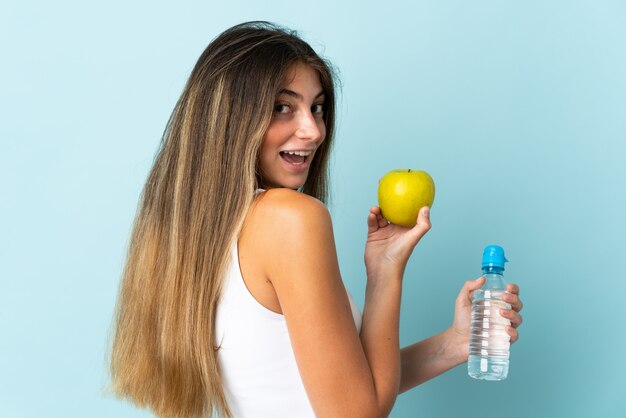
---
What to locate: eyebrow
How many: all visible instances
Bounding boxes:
[278,89,325,101]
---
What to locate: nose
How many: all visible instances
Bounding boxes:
[295,110,322,142]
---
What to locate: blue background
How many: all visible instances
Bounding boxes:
[2,1,625,417]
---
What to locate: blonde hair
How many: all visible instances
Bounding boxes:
[109,21,337,417]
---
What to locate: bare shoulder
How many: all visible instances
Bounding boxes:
[250,188,332,237]
[258,188,328,212]
[246,188,335,281]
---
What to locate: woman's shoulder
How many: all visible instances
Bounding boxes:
[254,188,329,222]
[240,187,335,298]
[244,188,333,257]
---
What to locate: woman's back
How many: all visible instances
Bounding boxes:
[215,189,362,417]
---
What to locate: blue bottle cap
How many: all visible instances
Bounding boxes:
[482,245,508,269]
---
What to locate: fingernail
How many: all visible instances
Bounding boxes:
[422,206,430,217]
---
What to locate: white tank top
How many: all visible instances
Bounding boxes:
[215,205,362,418]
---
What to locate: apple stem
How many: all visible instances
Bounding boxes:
[408,169,411,173]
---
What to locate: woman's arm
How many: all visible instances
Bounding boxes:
[399,329,464,393]
[253,189,430,418]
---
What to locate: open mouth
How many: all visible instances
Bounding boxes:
[279,151,310,166]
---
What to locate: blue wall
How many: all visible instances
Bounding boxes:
[2,1,625,417]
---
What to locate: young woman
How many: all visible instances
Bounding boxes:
[110,21,524,418]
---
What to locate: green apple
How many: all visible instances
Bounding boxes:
[378,169,435,227]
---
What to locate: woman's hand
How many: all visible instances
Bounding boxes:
[447,278,524,363]
[364,205,431,278]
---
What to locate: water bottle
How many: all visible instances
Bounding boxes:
[468,245,511,380]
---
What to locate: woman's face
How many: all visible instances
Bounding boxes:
[259,62,326,190]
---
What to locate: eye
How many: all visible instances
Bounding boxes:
[312,104,324,116]
[274,103,291,114]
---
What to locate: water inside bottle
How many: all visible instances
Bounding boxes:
[468,289,511,380]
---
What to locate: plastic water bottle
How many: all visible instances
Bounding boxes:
[468,245,511,380]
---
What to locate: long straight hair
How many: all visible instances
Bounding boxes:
[109,21,337,418]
